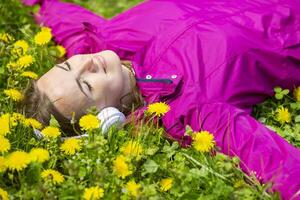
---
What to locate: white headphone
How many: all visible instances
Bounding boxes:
[33,107,126,140]
[97,107,126,133]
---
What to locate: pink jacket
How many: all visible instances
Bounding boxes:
[22,0,300,199]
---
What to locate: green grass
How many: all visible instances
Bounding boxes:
[0,0,299,199]
[64,0,144,19]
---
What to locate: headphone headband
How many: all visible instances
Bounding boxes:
[33,107,126,140]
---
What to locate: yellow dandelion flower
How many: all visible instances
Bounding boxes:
[4,89,23,101]
[41,27,51,33]
[0,113,18,136]
[29,148,50,163]
[126,180,141,197]
[41,169,64,184]
[79,114,100,131]
[12,40,29,55]
[0,187,9,200]
[9,114,19,128]
[21,71,38,79]
[34,27,52,46]
[11,113,25,126]
[6,61,18,70]
[120,140,143,158]
[17,55,34,68]
[294,87,300,102]
[113,155,132,179]
[192,131,215,153]
[60,138,82,155]
[24,118,43,129]
[147,102,170,117]
[56,45,66,58]
[160,177,173,192]
[83,186,104,200]
[276,107,291,124]
[5,151,30,171]
[0,114,11,136]
[0,137,11,154]
[41,126,61,138]
[0,156,7,173]
[1,113,19,129]
[0,33,14,43]
[12,112,25,122]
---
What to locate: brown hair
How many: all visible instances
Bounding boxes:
[21,60,144,136]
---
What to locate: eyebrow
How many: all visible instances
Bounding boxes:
[54,61,89,98]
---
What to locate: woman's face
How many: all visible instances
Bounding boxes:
[37,50,130,118]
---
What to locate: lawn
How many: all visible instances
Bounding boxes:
[0,0,299,199]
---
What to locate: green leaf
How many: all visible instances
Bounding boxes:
[232,156,240,165]
[0,67,5,75]
[282,89,290,95]
[87,106,98,115]
[142,184,157,196]
[274,86,282,93]
[224,162,233,171]
[179,192,201,200]
[142,159,159,176]
[32,5,40,14]
[266,125,277,132]
[185,125,193,136]
[162,141,179,158]
[291,102,300,110]
[198,167,209,177]
[78,167,87,178]
[25,163,41,185]
[49,114,60,128]
[144,146,159,156]
[295,115,300,123]
[290,103,298,109]
[275,93,283,100]
[258,117,266,123]
[188,168,202,179]
[49,49,57,57]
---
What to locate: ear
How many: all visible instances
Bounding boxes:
[119,92,134,114]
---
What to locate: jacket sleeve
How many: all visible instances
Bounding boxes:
[166,102,300,200]
[21,0,108,58]
[20,0,165,60]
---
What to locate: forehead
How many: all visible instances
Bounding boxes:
[37,66,89,118]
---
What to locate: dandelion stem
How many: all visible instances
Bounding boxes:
[181,152,227,181]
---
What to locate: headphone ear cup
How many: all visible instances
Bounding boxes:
[97,107,126,134]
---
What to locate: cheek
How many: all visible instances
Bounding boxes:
[54,95,88,119]
[109,76,124,92]
[92,76,124,103]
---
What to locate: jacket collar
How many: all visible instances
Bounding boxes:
[135,73,183,104]
[130,55,184,103]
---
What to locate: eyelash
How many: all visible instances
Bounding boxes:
[83,80,92,91]
[64,61,71,70]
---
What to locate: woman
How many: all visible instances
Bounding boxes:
[21,0,300,199]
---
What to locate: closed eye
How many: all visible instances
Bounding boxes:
[56,61,92,98]
[55,61,71,71]
[83,80,92,91]
[64,61,71,70]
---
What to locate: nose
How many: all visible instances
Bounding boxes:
[88,58,99,73]
[81,57,99,74]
